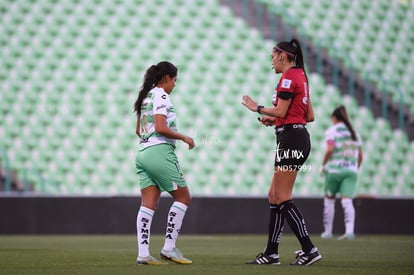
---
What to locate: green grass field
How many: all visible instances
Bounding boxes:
[1,234,413,275]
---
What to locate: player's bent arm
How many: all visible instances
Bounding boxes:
[260,98,291,118]
[357,147,363,168]
[135,118,141,136]
[321,142,334,166]
[154,115,195,149]
[154,115,186,140]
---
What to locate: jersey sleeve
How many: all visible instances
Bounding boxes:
[153,90,170,116]
[325,127,335,143]
[279,70,296,90]
[277,70,296,98]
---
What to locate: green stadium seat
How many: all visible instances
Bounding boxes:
[0,0,412,197]
[259,0,414,114]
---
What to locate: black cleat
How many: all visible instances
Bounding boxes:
[290,248,322,266]
[246,252,280,265]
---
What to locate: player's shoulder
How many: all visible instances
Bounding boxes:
[283,67,303,79]
[325,124,337,135]
[152,87,169,100]
[279,70,297,90]
[280,69,303,89]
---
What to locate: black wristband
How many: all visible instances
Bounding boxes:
[257,105,264,114]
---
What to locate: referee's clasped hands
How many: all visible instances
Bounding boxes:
[258,116,276,127]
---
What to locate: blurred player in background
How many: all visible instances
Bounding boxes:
[242,38,321,266]
[320,105,363,240]
[134,61,194,265]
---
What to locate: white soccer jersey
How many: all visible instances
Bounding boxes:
[325,122,362,173]
[137,87,177,149]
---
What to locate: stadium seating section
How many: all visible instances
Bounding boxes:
[261,0,414,112]
[1,0,413,197]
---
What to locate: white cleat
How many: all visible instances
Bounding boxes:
[337,233,355,240]
[160,247,192,264]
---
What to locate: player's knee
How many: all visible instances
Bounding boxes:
[173,191,191,206]
[176,196,191,206]
[141,201,159,211]
[184,194,192,206]
[268,192,289,205]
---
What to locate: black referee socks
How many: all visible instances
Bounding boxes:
[279,200,315,253]
[264,204,284,256]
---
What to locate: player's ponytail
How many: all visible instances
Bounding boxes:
[274,38,308,82]
[332,106,357,141]
[134,61,178,116]
[289,39,305,69]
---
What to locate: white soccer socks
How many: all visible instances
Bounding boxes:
[322,198,335,236]
[137,206,155,258]
[162,201,188,251]
[341,198,355,235]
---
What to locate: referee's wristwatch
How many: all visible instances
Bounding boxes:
[257,105,264,114]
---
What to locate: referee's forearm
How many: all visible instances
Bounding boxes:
[260,107,286,118]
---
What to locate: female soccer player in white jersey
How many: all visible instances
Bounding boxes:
[320,105,363,240]
[134,61,195,265]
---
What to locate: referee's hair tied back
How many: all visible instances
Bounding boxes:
[290,39,299,49]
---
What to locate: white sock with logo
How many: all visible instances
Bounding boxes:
[162,201,188,251]
[323,198,335,234]
[137,206,154,258]
[341,198,355,234]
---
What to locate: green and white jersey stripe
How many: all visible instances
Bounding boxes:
[138,87,177,150]
[325,122,362,173]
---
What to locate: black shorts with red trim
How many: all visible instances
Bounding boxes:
[274,124,310,169]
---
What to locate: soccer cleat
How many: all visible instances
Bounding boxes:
[136,255,167,265]
[337,233,355,240]
[160,247,192,264]
[321,232,333,239]
[246,252,280,265]
[290,248,322,266]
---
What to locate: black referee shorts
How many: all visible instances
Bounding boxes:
[274,124,311,169]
